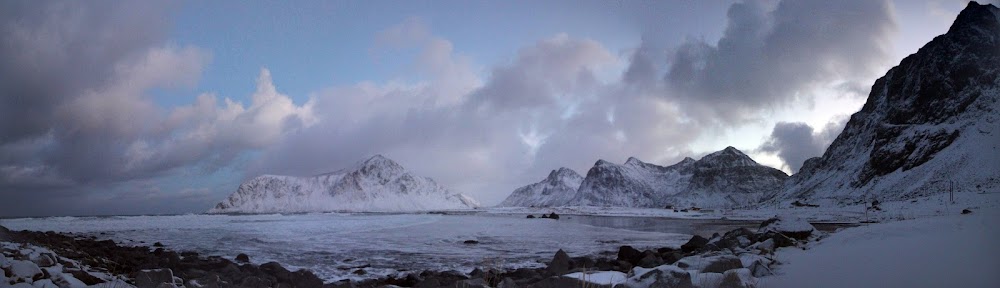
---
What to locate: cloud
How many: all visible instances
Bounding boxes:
[632,0,897,124]
[758,117,848,173]
[0,1,314,216]
[253,25,701,205]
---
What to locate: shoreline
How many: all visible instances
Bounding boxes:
[1,213,825,288]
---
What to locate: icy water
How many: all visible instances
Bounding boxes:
[0,213,755,281]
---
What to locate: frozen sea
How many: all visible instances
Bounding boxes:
[0,212,757,281]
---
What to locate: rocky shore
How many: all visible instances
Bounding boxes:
[1,216,823,288]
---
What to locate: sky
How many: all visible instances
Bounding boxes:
[0,0,992,217]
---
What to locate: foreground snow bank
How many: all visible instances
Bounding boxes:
[764,207,1000,288]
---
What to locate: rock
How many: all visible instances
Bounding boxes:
[758,216,815,240]
[30,254,56,267]
[681,235,709,253]
[239,276,271,288]
[260,261,292,282]
[661,251,682,265]
[760,231,796,248]
[547,249,571,276]
[235,253,250,263]
[719,268,755,288]
[616,246,643,265]
[615,260,633,272]
[135,268,174,288]
[153,242,164,247]
[456,278,489,288]
[749,260,772,277]
[290,270,323,288]
[962,209,972,214]
[540,214,550,219]
[623,265,693,288]
[463,240,479,245]
[32,279,58,288]
[89,279,137,288]
[526,215,536,219]
[68,270,103,285]
[570,256,595,270]
[548,213,560,220]
[352,269,366,275]
[527,276,590,288]
[10,260,43,282]
[637,254,661,268]
[413,277,441,288]
[702,255,744,273]
[186,274,221,288]
[497,277,518,288]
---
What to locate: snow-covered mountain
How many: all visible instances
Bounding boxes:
[773,2,1000,203]
[668,147,789,208]
[208,155,480,213]
[568,157,695,207]
[497,168,583,207]
[551,147,786,208]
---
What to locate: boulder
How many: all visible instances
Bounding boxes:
[463,240,479,245]
[239,276,271,288]
[623,265,693,288]
[548,213,560,220]
[676,255,741,272]
[260,262,291,282]
[455,278,489,288]
[681,235,709,253]
[748,260,773,278]
[637,254,662,268]
[32,279,58,288]
[758,216,815,240]
[497,277,518,288]
[547,249,571,275]
[135,269,174,288]
[760,231,796,248]
[962,209,972,214]
[719,268,755,288]
[235,253,250,263]
[30,253,57,268]
[10,260,43,282]
[527,276,592,288]
[702,255,744,273]
[616,246,643,265]
[68,270,103,285]
[186,274,221,288]
[526,215,536,219]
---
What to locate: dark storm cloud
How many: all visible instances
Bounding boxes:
[1,1,315,216]
[631,0,897,123]
[0,1,171,145]
[758,117,848,173]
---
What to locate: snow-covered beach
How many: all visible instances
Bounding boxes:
[5,191,998,287]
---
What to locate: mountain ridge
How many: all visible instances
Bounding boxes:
[209,155,480,213]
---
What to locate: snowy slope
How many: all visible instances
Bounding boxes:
[765,207,1000,288]
[568,157,696,207]
[564,147,786,208]
[208,155,480,213]
[669,147,789,209]
[775,2,1000,204]
[497,168,583,207]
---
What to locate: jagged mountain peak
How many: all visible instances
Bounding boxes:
[697,146,758,168]
[594,159,615,167]
[949,1,999,34]
[547,167,581,180]
[624,157,644,166]
[777,1,1000,202]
